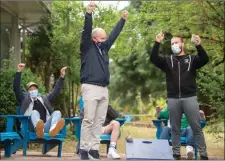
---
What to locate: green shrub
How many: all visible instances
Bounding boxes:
[65,125,78,141]
[0,67,45,132]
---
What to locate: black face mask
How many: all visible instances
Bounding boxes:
[96,42,106,50]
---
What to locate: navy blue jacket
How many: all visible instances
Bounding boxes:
[80,12,126,86]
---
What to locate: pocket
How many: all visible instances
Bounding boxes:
[81,84,89,95]
[81,84,84,93]
[104,55,109,65]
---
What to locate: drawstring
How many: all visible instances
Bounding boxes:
[171,55,191,71]
[187,55,191,71]
[171,55,174,68]
[95,43,103,55]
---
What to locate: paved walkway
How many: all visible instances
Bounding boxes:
[1,151,126,160]
[1,151,224,160]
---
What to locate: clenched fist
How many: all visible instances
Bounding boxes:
[60,66,70,78]
[87,1,95,14]
[17,63,26,72]
[191,34,201,46]
[122,10,128,20]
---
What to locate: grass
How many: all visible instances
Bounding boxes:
[25,125,224,157]
[101,125,224,157]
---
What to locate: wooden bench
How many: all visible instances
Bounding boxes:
[152,119,207,160]
[0,115,28,157]
[75,118,126,154]
[1,106,82,157]
[21,116,81,157]
[100,118,126,153]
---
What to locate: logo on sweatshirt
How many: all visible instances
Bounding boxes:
[184,59,189,64]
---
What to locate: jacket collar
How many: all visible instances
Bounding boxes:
[170,55,192,71]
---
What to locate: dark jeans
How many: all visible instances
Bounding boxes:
[160,126,194,147]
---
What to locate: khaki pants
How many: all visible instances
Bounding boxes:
[80,83,109,151]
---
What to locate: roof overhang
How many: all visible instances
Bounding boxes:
[1,0,51,27]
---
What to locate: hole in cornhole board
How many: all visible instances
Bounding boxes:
[142,140,152,144]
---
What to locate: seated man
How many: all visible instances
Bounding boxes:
[155,106,206,160]
[80,104,121,159]
[13,63,68,138]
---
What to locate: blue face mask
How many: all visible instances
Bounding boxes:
[29,90,38,99]
[171,44,181,55]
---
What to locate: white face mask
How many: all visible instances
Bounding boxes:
[29,90,38,99]
[171,44,181,55]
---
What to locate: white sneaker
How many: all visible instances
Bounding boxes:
[186,145,194,160]
[107,148,121,159]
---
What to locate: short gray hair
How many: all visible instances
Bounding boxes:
[91,28,105,37]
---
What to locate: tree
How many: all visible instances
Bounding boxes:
[26,16,55,93]
[108,1,224,125]
[25,1,124,117]
[0,66,45,132]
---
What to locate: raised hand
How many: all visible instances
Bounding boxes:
[60,66,69,78]
[87,1,95,14]
[191,34,201,46]
[122,10,128,20]
[156,31,164,43]
[17,63,26,72]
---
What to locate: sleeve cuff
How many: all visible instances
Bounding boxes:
[155,41,160,46]
[121,17,126,22]
[86,12,92,16]
[196,44,203,50]
[59,77,65,80]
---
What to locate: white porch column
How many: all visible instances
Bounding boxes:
[21,20,26,63]
[11,15,21,67]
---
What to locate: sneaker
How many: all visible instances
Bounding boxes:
[80,149,89,160]
[186,146,194,160]
[35,120,44,138]
[200,156,209,160]
[107,147,121,159]
[49,119,65,137]
[173,154,181,160]
[88,150,100,160]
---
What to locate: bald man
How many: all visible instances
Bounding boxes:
[79,1,128,160]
